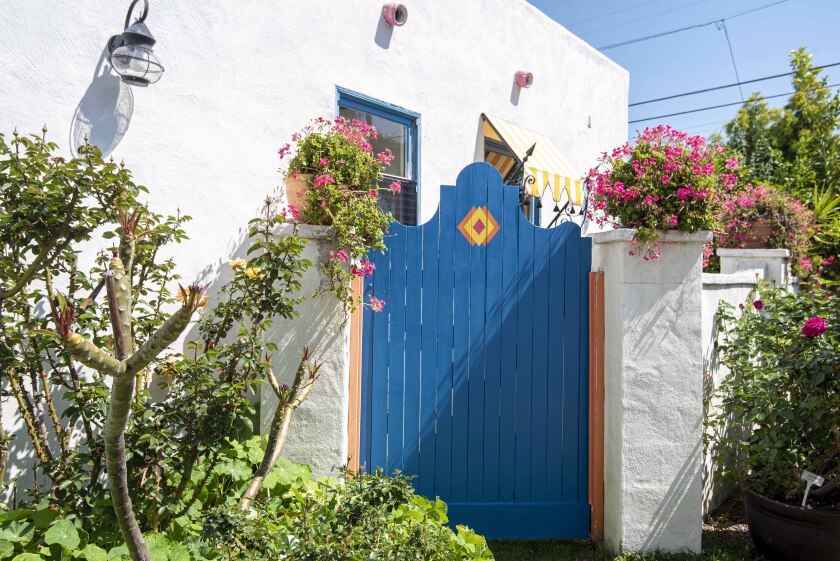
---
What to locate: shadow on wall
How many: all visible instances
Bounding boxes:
[69,49,134,157]
[374,17,394,49]
[177,223,349,477]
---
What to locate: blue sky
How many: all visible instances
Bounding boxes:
[527,0,840,140]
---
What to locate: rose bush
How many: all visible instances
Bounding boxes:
[708,283,839,507]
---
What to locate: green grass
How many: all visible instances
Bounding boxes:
[488,500,764,561]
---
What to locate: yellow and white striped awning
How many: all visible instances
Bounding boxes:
[482,114,584,205]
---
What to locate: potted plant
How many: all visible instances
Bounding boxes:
[709,285,840,561]
[708,182,815,276]
[587,125,724,260]
[279,117,398,311]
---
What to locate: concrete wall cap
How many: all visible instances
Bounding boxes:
[702,271,761,285]
[272,223,334,240]
[716,248,790,258]
[589,228,712,244]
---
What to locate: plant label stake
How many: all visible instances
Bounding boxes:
[800,470,825,507]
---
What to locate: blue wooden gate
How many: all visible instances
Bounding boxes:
[360,163,591,539]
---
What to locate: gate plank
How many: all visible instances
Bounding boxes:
[434,184,456,498]
[515,211,535,502]
[498,183,519,503]
[369,243,391,472]
[386,224,407,474]
[467,165,489,501]
[561,228,581,501]
[451,167,474,502]
[530,225,551,501]
[482,174,505,501]
[546,225,569,501]
[404,226,422,477]
[417,212,440,498]
[577,237,593,502]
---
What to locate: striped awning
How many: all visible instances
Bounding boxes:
[482,114,584,205]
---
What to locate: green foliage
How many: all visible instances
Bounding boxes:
[723,48,840,282]
[204,466,494,561]
[708,284,840,503]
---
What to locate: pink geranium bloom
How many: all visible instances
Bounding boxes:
[389,180,402,193]
[336,250,349,263]
[801,316,827,338]
[318,157,330,168]
[368,189,377,198]
[314,174,335,188]
[278,143,291,159]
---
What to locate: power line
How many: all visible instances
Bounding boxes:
[629,62,840,106]
[583,0,715,36]
[598,0,790,50]
[629,82,840,124]
[567,0,661,27]
[719,21,745,101]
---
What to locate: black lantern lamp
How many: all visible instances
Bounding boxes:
[107,0,164,86]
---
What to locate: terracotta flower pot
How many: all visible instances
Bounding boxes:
[744,489,840,561]
[284,173,313,215]
[743,217,775,249]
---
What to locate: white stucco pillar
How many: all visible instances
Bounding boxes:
[261,225,350,477]
[717,248,791,288]
[591,229,711,554]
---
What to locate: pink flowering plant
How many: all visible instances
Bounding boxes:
[588,126,723,260]
[280,117,399,312]
[709,283,839,506]
[707,182,816,276]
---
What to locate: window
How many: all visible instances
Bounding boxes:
[337,88,419,225]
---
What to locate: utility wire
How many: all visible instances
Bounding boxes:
[719,21,745,101]
[629,82,840,124]
[629,62,840,106]
[598,0,789,50]
[583,0,715,36]
[567,0,661,27]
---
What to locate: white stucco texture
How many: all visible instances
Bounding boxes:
[591,230,711,554]
[258,226,350,477]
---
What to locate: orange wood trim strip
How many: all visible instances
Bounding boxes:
[589,271,606,542]
[347,276,364,472]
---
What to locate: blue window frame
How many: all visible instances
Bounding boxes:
[337,87,420,225]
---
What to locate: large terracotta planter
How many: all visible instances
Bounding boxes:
[284,173,313,213]
[744,489,840,561]
[743,217,775,249]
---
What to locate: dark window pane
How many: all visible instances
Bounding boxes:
[339,107,408,178]
[378,176,417,226]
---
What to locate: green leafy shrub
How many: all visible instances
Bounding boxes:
[204,464,495,561]
[708,284,840,505]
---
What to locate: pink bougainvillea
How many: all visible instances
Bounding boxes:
[588,125,723,260]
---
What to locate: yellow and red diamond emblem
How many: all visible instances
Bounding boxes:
[457,206,500,246]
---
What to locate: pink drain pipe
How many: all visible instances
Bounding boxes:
[515,71,534,88]
[382,4,408,26]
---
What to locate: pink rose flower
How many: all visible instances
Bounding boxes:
[753,300,763,310]
[801,316,826,338]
